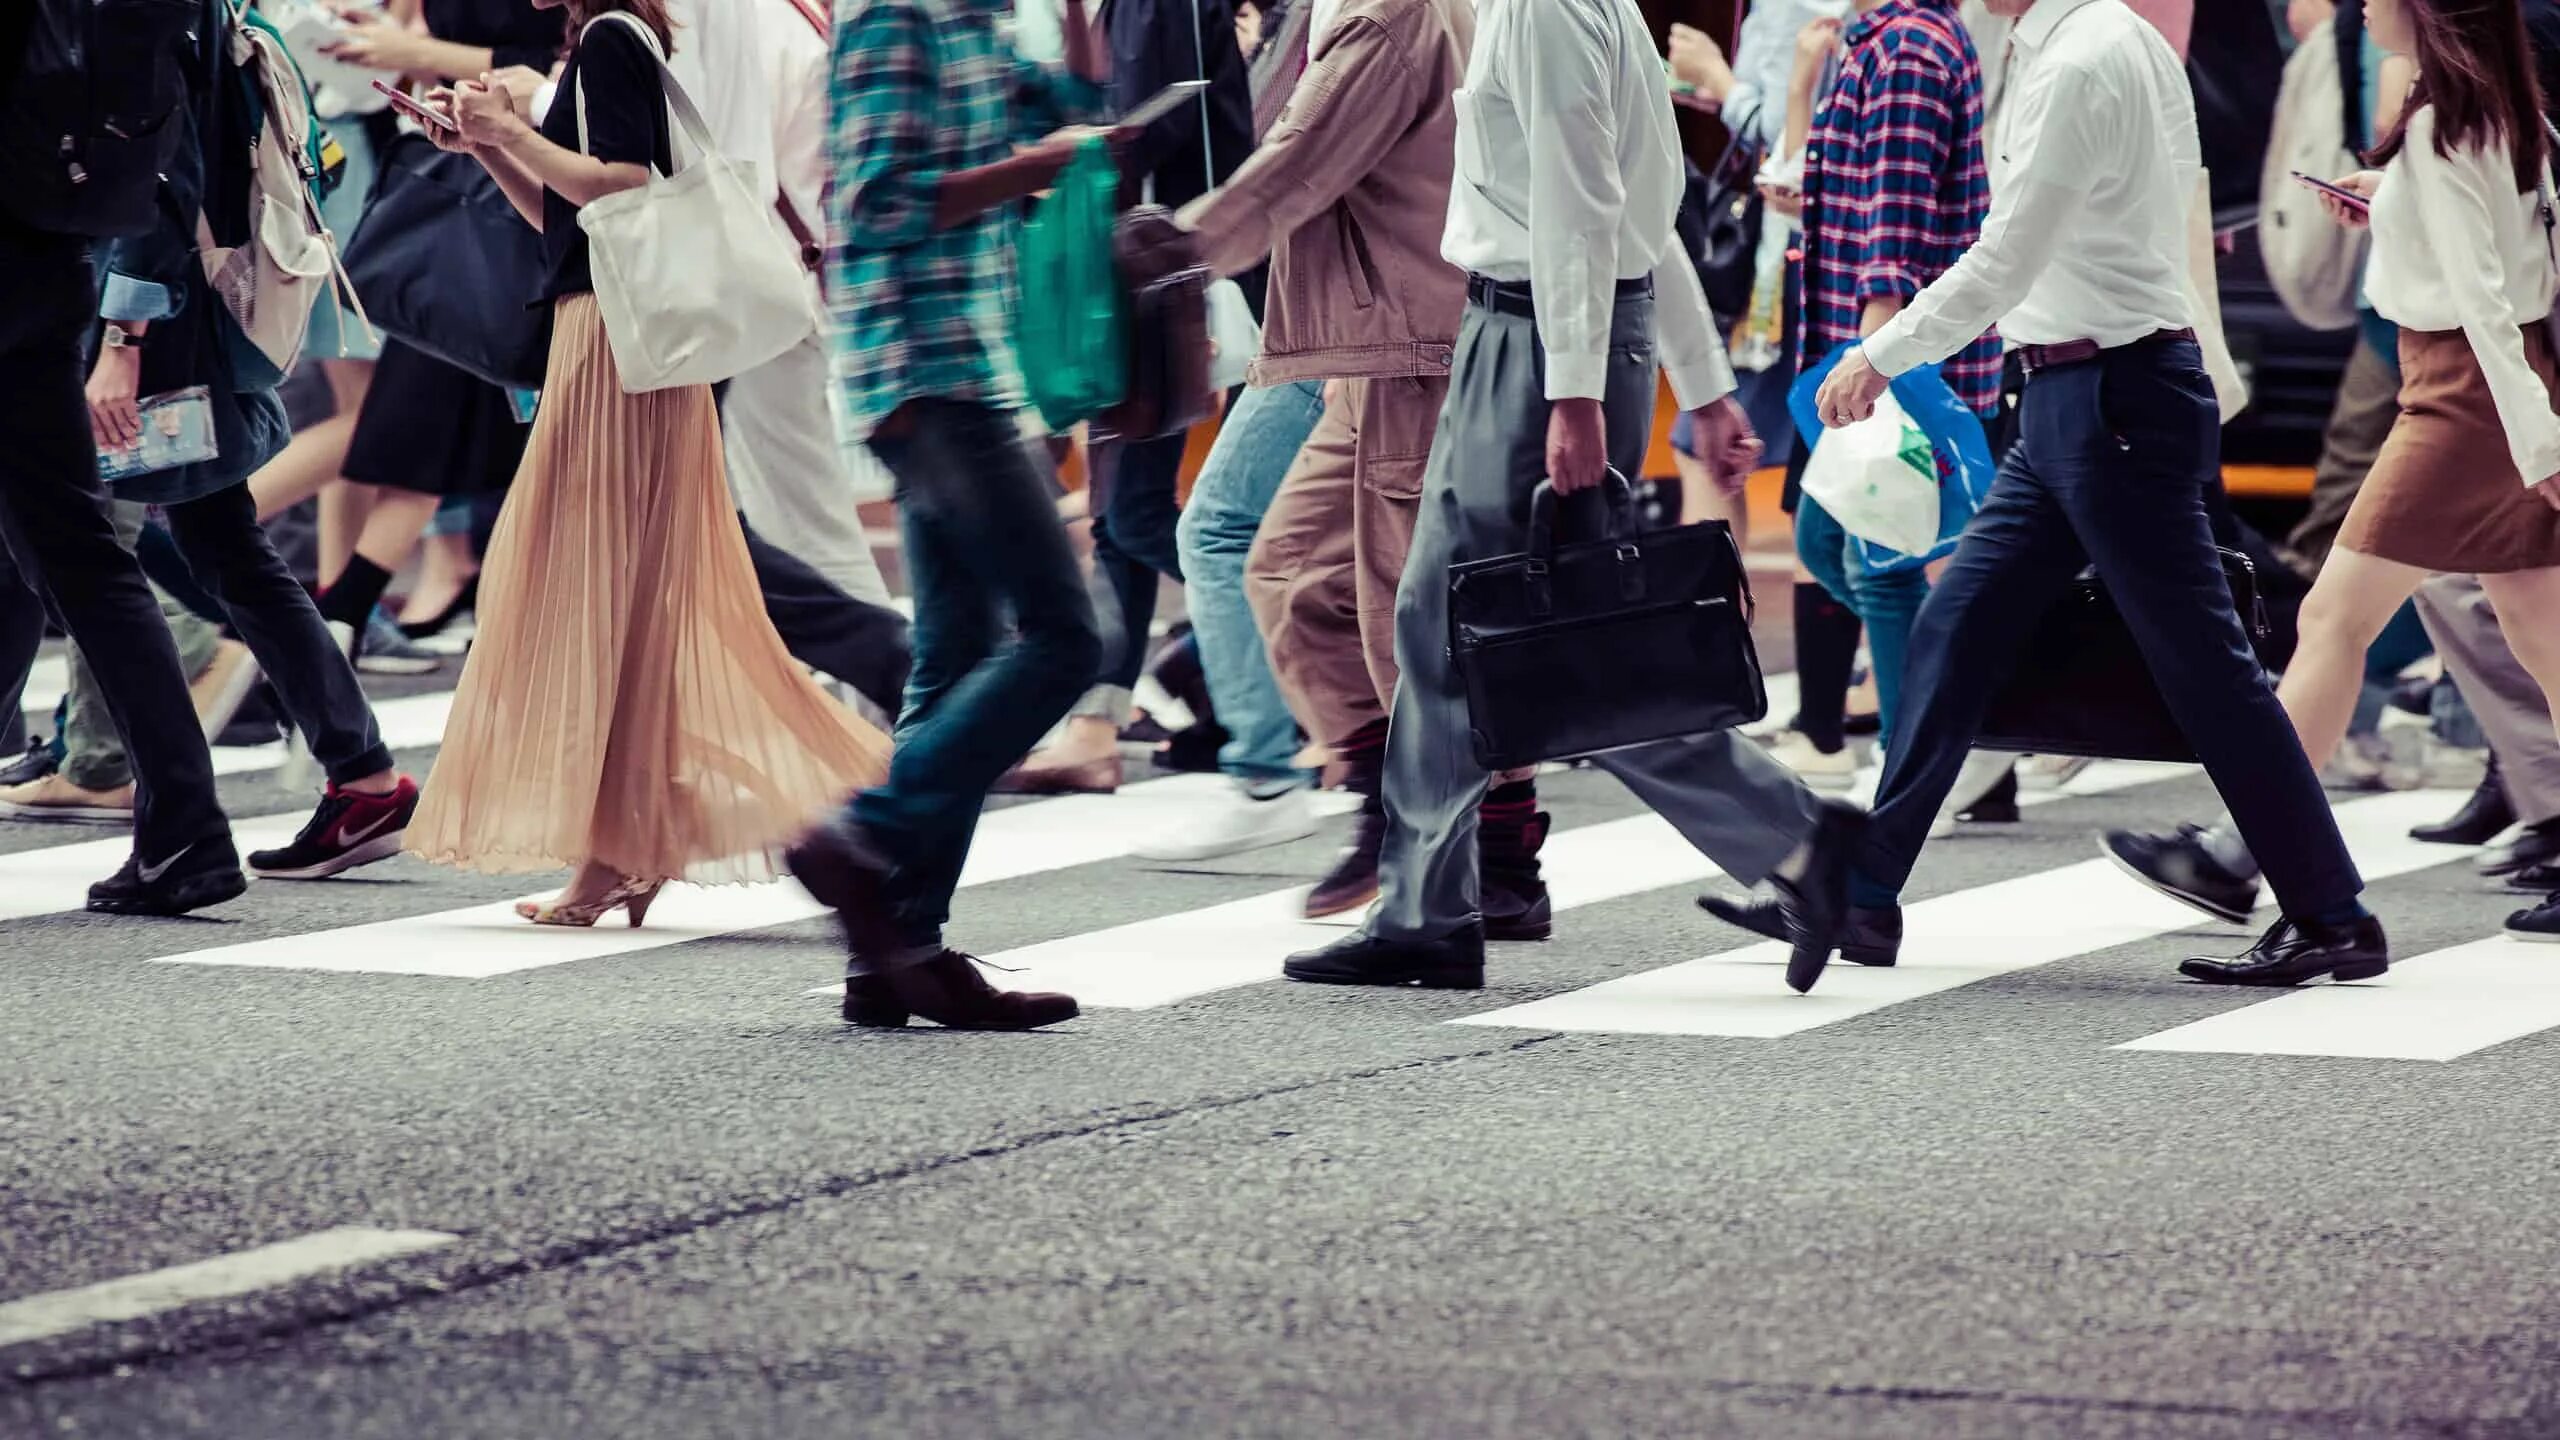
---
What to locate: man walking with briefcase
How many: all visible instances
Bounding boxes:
[1808,0,2386,990]
[1282,0,1871,995]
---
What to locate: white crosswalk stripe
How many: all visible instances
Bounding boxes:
[2115,935,2560,1061]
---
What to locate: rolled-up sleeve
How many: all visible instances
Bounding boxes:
[830,2,943,252]
[1518,2,1626,402]
[1852,43,1961,307]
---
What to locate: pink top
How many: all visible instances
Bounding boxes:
[2122,0,2193,60]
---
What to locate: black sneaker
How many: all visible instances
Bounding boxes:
[2101,826,2261,925]
[0,735,58,787]
[2507,893,2560,944]
[87,837,248,916]
[247,777,420,879]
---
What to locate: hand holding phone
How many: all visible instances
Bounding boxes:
[372,77,456,132]
[2292,169,2379,231]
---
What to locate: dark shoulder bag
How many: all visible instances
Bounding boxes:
[341,130,553,388]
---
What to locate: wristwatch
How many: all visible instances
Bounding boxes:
[100,322,139,350]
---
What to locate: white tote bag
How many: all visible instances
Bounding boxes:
[1798,390,1943,558]
[573,13,817,393]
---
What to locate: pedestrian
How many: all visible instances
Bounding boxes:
[404,0,888,925]
[2106,0,2560,947]
[0,0,247,914]
[1282,0,1866,996]
[785,0,1114,1030]
[1810,0,2387,990]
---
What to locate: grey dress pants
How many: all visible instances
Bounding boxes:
[2414,572,2560,827]
[1366,285,1820,943]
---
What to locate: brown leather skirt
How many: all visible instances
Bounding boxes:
[2335,325,2560,573]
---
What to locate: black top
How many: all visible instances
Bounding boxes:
[1103,0,1255,211]
[535,17,673,303]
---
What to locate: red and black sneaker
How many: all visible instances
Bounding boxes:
[248,776,421,880]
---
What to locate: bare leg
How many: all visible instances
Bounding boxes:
[2275,545,2433,770]
[1674,451,1750,549]
[2477,566,2560,748]
[348,487,441,581]
[248,359,373,521]
[400,525,480,626]
[317,481,375,590]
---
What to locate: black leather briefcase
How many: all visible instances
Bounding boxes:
[1449,475,1768,771]
[1975,548,2273,763]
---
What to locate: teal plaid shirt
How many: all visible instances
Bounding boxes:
[828,0,1102,441]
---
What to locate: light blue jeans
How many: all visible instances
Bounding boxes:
[1174,379,1328,784]
[1794,494,1928,761]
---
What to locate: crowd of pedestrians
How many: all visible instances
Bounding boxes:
[2,0,2555,1029]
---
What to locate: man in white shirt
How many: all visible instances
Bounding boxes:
[1283,0,1868,994]
[1812,0,2386,990]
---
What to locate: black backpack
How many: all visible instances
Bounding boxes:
[0,0,204,237]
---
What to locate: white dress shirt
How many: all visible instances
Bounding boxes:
[1862,0,2196,379]
[665,0,781,203]
[1720,0,1854,153]
[1442,0,1736,407]
[2364,105,2560,485]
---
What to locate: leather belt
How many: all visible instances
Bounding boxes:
[2015,326,2198,375]
[1466,273,1653,318]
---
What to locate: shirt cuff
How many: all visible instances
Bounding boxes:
[1663,351,1737,411]
[1860,315,1924,380]
[1544,349,1610,403]
[101,274,179,325]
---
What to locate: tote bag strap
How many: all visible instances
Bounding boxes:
[572,10,722,181]
[1188,0,1215,196]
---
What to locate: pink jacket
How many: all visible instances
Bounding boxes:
[1178,0,1476,383]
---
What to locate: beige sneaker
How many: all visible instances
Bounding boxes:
[0,772,137,823]
[1765,731,1860,790]
[190,639,262,742]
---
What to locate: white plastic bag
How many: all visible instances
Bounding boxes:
[1799,390,1942,557]
[1206,276,1257,390]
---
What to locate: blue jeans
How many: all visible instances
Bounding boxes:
[1793,495,1927,759]
[851,400,1102,948]
[1073,430,1187,723]
[1175,380,1326,784]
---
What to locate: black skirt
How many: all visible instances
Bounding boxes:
[342,338,531,497]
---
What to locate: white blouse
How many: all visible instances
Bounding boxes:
[2364,105,2560,485]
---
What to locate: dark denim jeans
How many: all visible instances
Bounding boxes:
[848,400,1101,948]
[1074,430,1186,723]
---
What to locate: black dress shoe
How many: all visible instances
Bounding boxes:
[2479,822,2560,879]
[2177,913,2390,986]
[1696,891,1902,966]
[1956,767,2021,825]
[2507,860,2560,895]
[2411,759,2513,845]
[786,818,905,959]
[850,949,1079,1030]
[1283,924,1485,990]
[1770,800,1867,994]
[2101,826,2260,924]
[1480,809,1552,942]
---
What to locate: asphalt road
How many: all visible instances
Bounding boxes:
[4,669,2556,1440]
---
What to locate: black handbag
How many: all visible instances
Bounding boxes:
[1675,134,1764,330]
[342,133,552,390]
[1099,205,1215,443]
[1976,549,2274,763]
[1448,474,1769,771]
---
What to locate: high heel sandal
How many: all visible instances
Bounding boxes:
[515,875,664,928]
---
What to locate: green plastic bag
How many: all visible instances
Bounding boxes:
[1017,137,1126,429]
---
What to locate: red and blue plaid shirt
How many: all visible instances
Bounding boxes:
[1801,0,2000,417]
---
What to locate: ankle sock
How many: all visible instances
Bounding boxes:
[1479,779,1537,830]
[1848,867,1899,910]
[1792,582,1860,754]
[321,555,393,632]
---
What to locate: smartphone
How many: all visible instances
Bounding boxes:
[372,78,457,131]
[1117,80,1211,133]
[2291,170,2370,212]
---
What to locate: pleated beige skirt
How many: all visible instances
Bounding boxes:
[406,294,889,885]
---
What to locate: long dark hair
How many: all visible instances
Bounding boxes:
[567,0,678,57]
[2370,0,2549,192]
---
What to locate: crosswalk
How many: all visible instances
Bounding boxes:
[9,666,2555,1066]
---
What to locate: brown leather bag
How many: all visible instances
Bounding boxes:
[1099,205,1215,442]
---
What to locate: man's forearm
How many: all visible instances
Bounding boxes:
[1858,296,1904,339]
[1059,0,1106,86]
[934,149,1072,229]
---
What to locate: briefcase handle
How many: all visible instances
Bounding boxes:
[1525,470,1642,564]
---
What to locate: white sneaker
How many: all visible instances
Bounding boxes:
[2018,754,2096,792]
[1930,751,2017,838]
[1134,784,1318,862]
[1765,731,1859,790]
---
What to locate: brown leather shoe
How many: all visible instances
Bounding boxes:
[873,949,1079,1031]
[992,752,1123,795]
[1305,800,1385,919]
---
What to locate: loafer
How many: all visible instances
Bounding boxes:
[853,949,1079,1030]
[1696,891,1903,966]
[1770,799,1867,994]
[2178,914,2390,987]
[2481,824,2560,879]
[1283,924,1485,990]
[2102,826,2260,925]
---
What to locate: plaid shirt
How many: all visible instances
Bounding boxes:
[827,0,1102,440]
[1800,0,2000,416]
